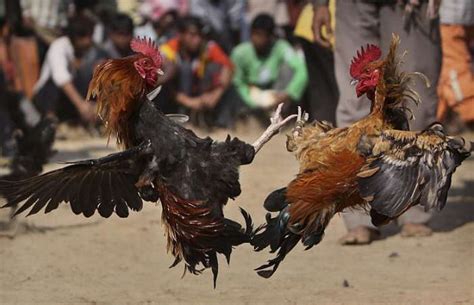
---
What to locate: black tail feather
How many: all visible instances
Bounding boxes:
[254,231,300,278]
[252,186,331,277]
[251,187,303,278]
[263,187,288,212]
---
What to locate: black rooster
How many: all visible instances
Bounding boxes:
[0,37,296,286]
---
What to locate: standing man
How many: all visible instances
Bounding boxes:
[312,0,442,244]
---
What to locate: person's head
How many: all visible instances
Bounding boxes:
[108,13,134,54]
[152,10,178,38]
[250,14,275,56]
[66,15,95,57]
[177,16,206,55]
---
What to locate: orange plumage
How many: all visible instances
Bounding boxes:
[86,37,162,148]
[252,34,471,278]
[87,56,147,148]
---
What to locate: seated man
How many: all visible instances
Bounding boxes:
[231,14,308,113]
[103,13,134,59]
[160,16,235,127]
[32,15,108,125]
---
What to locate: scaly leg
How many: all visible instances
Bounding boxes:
[292,106,309,138]
[252,103,298,153]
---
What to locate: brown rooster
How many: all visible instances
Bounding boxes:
[0,37,297,286]
[252,34,473,278]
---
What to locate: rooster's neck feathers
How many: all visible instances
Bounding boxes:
[371,34,428,121]
[86,56,147,148]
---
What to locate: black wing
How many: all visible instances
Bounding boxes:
[0,142,152,218]
[357,124,471,225]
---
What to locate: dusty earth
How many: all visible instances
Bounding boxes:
[0,127,473,305]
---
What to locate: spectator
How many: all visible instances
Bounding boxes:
[160,16,235,127]
[246,0,291,40]
[313,0,442,244]
[436,0,474,133]
[293,2,338,124]
[103,13,134,58]
[135,0,187,44]
[21,0,71,60]
[231,14,308,114]
[151,10,180,45]
[32,15,107,124]
[189,0,244,52]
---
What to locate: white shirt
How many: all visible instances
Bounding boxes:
[34,36,75,92]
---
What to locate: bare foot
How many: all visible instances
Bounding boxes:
[339,225,380,245]
[400,223,432,238]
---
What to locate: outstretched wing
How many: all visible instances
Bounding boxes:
[0,142,152,218]
[357,124,471,225]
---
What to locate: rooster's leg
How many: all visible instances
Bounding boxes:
[252,103,298,153]
[292,107,309,138]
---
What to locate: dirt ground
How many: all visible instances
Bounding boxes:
[0,127,473,305]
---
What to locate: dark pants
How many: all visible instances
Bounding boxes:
[300,38,339,125]
[33,47,107,122]
[33,79,81,122]
[334,0,441,229]
[169,62,242,128]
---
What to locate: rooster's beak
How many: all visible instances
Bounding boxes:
[157,69,164,75]
[147,85,162,101]
[350,79,358,86]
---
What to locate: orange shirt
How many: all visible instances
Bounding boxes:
[160,37,233,78]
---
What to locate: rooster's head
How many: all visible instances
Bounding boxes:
[350,44,382,98]
[130,37,163,87]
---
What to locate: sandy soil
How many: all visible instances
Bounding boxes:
[0,128,473,305]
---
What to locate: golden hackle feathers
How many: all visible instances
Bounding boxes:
[86,56,147,148]
[374,33,431,113]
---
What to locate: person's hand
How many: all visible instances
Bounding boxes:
[200,92,220,109]
[178,93,204,110]
[77,102,97,123]
[187,96,204,110]
[312,5,333,48]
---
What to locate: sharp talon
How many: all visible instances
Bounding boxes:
[303,112,309,122]
[297,107,302,121]
[276,103,283,115]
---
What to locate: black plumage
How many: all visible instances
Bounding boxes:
[0,94,293,287]
[0,37,297,285]
[357,123,472,226]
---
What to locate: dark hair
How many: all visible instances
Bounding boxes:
[177,16,206,34]
[251,14,275,35]
[66,15,95,39]
[109,13,134,35]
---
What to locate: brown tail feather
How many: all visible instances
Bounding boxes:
[157,183,252,287]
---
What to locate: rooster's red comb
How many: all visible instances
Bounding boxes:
[130,36,162,67]
[350,44,382,78]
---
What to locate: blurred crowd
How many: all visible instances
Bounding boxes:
[0,0,473,241]
[0,0,314,138]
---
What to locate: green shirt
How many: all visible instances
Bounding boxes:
[231,39,308,108]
